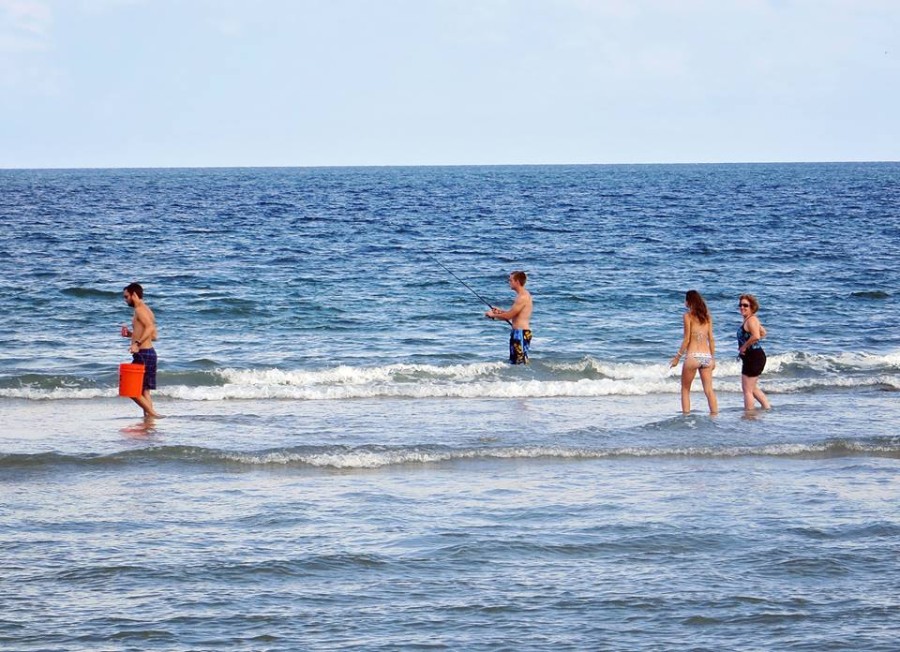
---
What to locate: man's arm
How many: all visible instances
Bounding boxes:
[486,295,526,321]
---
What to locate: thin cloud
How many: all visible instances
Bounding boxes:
[0,0,52,43]
[0,0,56,94]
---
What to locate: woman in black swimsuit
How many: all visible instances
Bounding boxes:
[737,294,771,411]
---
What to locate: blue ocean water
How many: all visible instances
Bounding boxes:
[1,164,899,650]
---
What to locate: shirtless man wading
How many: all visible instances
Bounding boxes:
[121,282,160,418]
[485,271,533,364]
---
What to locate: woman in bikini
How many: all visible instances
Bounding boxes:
[737,293,771,411]
[671,290,718,415]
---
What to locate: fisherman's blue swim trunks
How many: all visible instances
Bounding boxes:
[509,329,532,365]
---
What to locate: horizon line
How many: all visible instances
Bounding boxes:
[1,159,898,172]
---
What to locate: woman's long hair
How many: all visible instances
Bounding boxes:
[685,290,711,324]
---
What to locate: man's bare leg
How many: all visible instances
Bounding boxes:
[131,392,160,418]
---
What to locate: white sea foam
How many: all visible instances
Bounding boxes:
[164,376,678,401]
[2,352,897,401]
[0,387,113,400]
[766,375,900,393]
[547,357,661,377]
[217,361,506,386]
[210,439,900,469]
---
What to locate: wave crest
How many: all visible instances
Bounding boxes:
[4,438,899,471]
[1,352,897,401]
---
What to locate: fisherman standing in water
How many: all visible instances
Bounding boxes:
[121,282,160,418]
[485,271,533,364]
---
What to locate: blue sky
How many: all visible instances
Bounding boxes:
[1,0,897,168]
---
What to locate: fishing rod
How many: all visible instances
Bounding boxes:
[429,255,513,327]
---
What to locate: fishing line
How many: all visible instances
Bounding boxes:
[429,254,513,327]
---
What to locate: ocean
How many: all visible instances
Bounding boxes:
[1,163,898,650]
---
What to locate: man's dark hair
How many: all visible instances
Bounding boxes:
[124,282,144,299]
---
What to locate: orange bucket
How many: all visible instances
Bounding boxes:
[118,363,145,398]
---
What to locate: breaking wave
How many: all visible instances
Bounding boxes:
[1,352,897,401]
[3,437,899,471]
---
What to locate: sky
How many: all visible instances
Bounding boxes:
[0,0,897,168]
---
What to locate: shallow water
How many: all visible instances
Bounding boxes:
[1,164,899,649]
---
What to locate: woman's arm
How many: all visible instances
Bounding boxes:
[671,313,691,367]
[740,316,764,354]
